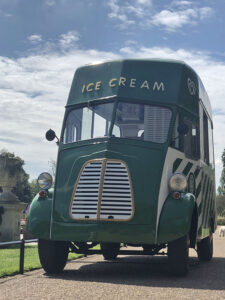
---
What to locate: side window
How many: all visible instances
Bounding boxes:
[183,118,200,160]
[171,113,179,148]
[203,111,209,165]
[200,104,214,166]
[208,119,214,168]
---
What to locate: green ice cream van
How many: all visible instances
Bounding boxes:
[27,59,216,276]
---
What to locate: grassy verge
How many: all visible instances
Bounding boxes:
[217,216,225,225]
[0,244,83,278]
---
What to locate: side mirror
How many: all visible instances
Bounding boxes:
[177,123,189,135]
[45,129,56,141]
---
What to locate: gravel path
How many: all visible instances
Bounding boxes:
[0,227,225,300]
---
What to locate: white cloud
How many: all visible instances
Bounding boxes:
[59,31,80,49]
[108,0,136,28]
[0,42,224,188]
[136,0,152,5]
[149,6,213,32]
[107,0,153,28]
[28,34,42,44]
[27,31,80,53]
[107,0,213,32]
[150,9,197,31]
[199,7,213,20]
[45,0,55,6]
[171,1,192,8]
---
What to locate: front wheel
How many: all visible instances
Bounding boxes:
[197,233,213,261]
[168,235,189,276]
[100,242,120,260]
[38,239,69,273]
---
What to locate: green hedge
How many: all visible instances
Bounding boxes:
[217,216,225,225]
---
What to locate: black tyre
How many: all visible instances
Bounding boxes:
[168,235,189,276]
[38,239,69,273]
[100,242,120,260]
[197,233,213,261]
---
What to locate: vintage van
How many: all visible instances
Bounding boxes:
[27,59,216,276]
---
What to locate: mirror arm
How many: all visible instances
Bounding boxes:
[56,136,59,146]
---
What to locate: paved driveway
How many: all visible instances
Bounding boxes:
[0,227,225,300]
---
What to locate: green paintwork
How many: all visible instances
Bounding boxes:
[51,138,167,243]
[27,59,216,247]
[27,188,53,239]
[157,193,195,244]
[67,59,200,116]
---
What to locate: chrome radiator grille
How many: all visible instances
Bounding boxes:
[70,159,134,221]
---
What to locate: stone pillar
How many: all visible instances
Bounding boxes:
[0,156,26,242]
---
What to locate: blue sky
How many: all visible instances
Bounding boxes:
[0,0,225,187]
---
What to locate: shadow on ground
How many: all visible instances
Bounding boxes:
[45,254,225,291]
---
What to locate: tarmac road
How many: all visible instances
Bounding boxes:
[0,227,225,300]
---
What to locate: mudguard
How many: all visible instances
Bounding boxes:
[26,189,53,239]
[157,193,195,244]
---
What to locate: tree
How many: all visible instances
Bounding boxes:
[15,171,31,203]
[218,149,225,195]
[29,179,40,199]
[216,195,225,216]
[0,149,31,203]
[216,149,225,216]
[48,158,56,178]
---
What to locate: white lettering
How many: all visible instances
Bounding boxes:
[153,82,164,91]
[130,78,136,88]
[87,83,94,92]
[109,78,117,87]
[119,77,126,86]
[82,78,165,93]
[95,81,102,90]
[140,80,149,89]
[82,85,86,93]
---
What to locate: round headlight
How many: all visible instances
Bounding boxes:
[37,172,53,190]
[169,173,187,192]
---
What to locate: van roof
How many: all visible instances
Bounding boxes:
[66,59,212,119]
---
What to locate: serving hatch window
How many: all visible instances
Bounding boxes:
[63,101,172,144]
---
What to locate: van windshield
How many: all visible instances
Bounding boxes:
[63,101,172,144]
[114,102,172,143]
[63,102,114,144]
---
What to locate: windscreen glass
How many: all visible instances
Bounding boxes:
[63,103,114,144]
[63,101,172,144]
[113,102,172,143]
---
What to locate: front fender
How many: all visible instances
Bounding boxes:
[26,189,53,239]
[157,193,195,244]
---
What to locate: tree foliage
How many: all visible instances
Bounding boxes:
[29,179,40,199]
[15,171,31,203]
[48,158,56,178]
[217,148,225,216]
[216,195,225,216]
[218,149,225,195]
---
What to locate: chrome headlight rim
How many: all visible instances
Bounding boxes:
[37,172,53,190]
[169,172,187,192]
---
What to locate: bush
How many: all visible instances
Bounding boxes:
[217,216,225,225]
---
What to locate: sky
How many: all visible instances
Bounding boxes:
[0,0,225,188]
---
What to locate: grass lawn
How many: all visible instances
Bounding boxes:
[0,244,83,278]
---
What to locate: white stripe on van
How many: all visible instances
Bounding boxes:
[155,147,200,243]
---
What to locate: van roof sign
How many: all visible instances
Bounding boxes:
[66,59,211,117]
